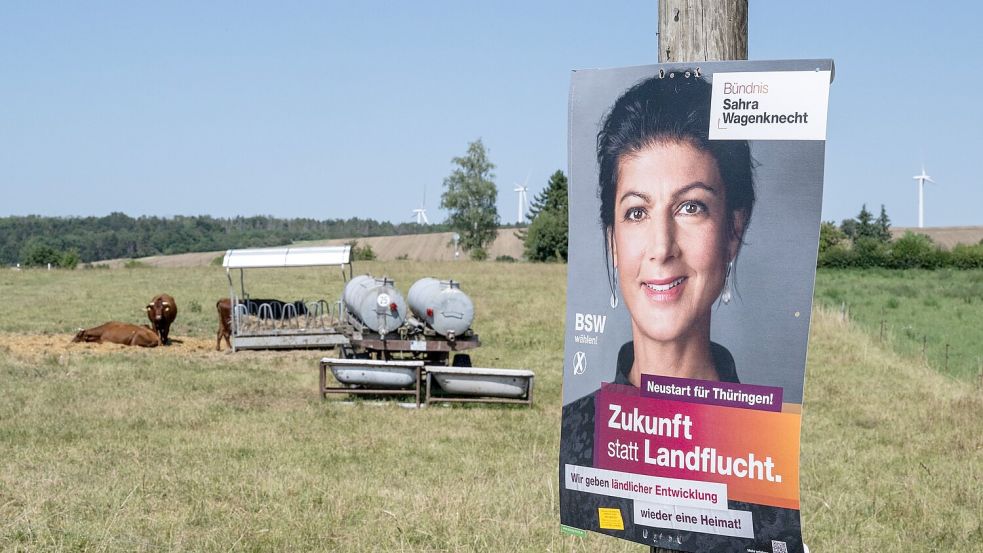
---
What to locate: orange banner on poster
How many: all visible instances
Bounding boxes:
[593,386,801,509]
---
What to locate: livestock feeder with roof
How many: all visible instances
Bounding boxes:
[222,245,352,351]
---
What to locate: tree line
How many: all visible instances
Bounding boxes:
[819,205,983,269]
[2,213,446,267]
[28,142,980,271]
[6,139,571,268]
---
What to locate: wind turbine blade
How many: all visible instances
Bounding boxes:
[925,176,935,184]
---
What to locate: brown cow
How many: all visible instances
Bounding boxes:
[72,322,160,347]
[146,294,177,345]
[216,298,232,351]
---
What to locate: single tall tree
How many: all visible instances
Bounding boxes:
[875,204,892,242]
[527,169,568,220]
[521,169,569,262]
[855,204,876,241]
[440,139,500,259]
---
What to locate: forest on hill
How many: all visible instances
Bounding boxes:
[1,213,447,267]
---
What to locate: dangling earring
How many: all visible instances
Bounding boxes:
[609,267,619,309]
[721,261,733,305]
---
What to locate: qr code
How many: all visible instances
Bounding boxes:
[771,540,789,553]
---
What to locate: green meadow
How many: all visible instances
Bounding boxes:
[814,268,983,380]
[0,263,980,552]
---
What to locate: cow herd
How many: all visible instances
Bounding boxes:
[72,296,296,351]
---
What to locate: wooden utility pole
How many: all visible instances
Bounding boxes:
[658,0,747,63]
[654,5,749,553]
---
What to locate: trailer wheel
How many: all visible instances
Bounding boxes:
[452,354,472,367]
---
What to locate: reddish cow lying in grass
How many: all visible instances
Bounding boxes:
[72,322,160,347]
[216,298,233,351]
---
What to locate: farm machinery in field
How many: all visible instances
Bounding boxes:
[222,245,534,406]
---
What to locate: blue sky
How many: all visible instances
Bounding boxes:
[2,1,980,228]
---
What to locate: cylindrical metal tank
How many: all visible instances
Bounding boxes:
[407,277,475,338]
[343,274,407,335]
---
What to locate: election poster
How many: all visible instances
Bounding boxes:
[559,59,833,553]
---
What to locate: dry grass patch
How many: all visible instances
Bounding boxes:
[801,306,982,551]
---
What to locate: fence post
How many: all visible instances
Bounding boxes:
[879,320,885,341]
[944,343,950,373]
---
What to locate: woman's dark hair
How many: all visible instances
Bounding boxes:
[597,70,756,293]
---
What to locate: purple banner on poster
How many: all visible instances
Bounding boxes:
[640,375,784,412]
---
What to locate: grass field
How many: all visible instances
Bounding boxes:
[0,263,980,552]
[814,268,983,380]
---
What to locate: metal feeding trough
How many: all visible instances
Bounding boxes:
[425,366,535,405]
[320,358,424,405]
[331,359,418,388]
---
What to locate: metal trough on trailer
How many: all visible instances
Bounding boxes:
[223,245,353,351]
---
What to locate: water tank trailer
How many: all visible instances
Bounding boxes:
[336,275,480,366]
[324,275,534,406]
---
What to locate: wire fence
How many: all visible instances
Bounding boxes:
[828,301,983,386]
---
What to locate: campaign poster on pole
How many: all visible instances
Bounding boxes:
[559,59,833,553]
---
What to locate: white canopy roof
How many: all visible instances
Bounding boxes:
[223,245,352,269]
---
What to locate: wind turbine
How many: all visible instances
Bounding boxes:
[912,165,935,228]
[514,174,529,224]
[412,186,429,225]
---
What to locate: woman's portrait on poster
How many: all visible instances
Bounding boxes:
[597,70,756,386]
